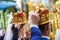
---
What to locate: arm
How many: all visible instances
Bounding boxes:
[30,27,42,40]
[28,14,41,40]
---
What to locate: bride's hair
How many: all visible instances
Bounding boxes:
[11,24,15,31]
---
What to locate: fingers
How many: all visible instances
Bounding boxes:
[28,15,40,25]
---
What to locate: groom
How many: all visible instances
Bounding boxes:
[28,15,42,40]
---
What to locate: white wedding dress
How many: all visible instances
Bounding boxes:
[55,29,60,40]
[3,12,13,40]
[3,24,13,40]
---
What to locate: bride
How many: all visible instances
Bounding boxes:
[3,12,27,40]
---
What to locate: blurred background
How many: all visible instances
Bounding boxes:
[0,0,60,40]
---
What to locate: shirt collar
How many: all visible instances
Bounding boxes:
[42,36,50,39]
[30,25,39,28]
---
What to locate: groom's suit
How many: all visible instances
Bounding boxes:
[30,25,42,40]
[12,28,18,40]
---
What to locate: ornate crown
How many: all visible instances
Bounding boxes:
[38,7,50,25]
[11,12,27,23]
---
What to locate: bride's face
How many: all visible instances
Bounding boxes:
[15,24,21,30]
[16,23,25,30]
[14,23,25,33]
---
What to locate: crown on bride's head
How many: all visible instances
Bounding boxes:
[11,12,27,24]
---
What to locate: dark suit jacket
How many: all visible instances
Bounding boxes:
[12,28,18,40]
[0,35,5,40]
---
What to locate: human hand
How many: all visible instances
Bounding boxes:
[28,15,40,25]
[2,29,6,36]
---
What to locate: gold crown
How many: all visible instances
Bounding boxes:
[38,7,50,25]
[11,12,27,23]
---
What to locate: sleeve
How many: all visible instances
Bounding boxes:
[30,27,42,40]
